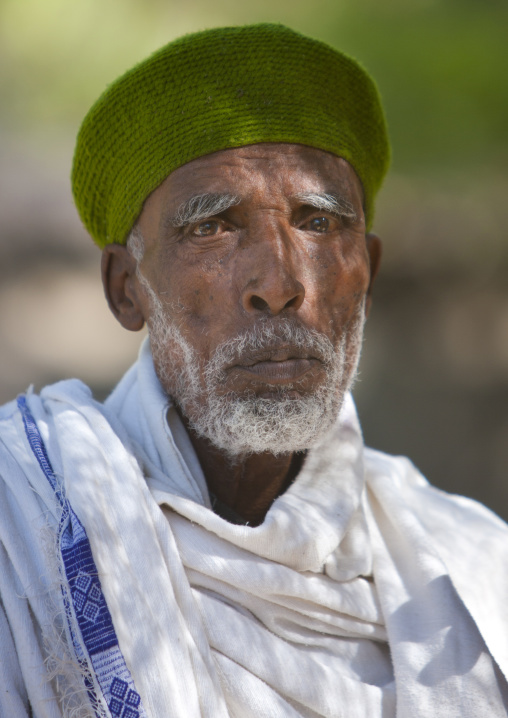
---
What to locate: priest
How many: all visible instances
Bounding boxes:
[1,23,507,718]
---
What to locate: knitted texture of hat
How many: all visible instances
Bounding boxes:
[72,23,391,248]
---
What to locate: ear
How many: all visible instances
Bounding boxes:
[101,244,145,331]
[365,233,382,317]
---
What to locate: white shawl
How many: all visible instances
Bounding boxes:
[1,340,507,717]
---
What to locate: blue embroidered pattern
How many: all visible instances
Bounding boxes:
[109,677,141,718]
[17,395,147,718]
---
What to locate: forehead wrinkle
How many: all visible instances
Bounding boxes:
[165,192,241,231]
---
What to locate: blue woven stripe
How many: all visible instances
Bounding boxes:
[17,395,146,718]
[61,512,118,655]
[17,395,63,504]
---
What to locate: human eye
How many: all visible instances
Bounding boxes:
[309,216,330,233]
[301,215,338,233]
[193,219,221,237]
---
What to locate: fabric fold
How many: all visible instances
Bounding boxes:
[1,341,507,717]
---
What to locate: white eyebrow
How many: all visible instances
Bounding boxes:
[295,192,357,221]
[170,192,240,228]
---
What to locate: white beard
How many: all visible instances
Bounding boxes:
[141,275,365,459]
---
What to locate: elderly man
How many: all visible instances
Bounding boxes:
[1,23,507,718]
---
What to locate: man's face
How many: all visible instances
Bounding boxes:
[131,143,379,456]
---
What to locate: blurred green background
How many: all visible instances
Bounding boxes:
[0,0,507,517]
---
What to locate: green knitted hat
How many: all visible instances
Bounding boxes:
[72,23,390,248]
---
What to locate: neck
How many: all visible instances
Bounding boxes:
[178,410,305,526]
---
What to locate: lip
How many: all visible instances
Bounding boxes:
[230,345,322,368]
[234,357,321,383]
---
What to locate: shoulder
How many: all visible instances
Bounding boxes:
[364,444,508,622]
[0,397,22,452]
[0,396,18,421]
[0,396,37,492]
[0,380,104,518]
[364,445,508,538]
[364,445,508,678]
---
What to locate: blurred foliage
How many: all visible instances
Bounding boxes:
[1,0,507,176]
[328,0,508,173]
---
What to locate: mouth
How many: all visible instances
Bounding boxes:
[230,347,323,385]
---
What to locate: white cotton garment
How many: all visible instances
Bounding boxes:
[0,338,507,718]
[105,341,395,718]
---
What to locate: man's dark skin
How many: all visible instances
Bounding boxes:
[102,143,382,526]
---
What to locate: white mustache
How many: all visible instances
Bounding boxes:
[204,319,336,385]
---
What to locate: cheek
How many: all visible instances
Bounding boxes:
[306,242,371,311]
[165,261,239,346]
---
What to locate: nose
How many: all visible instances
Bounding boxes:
[241,223,305,315]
